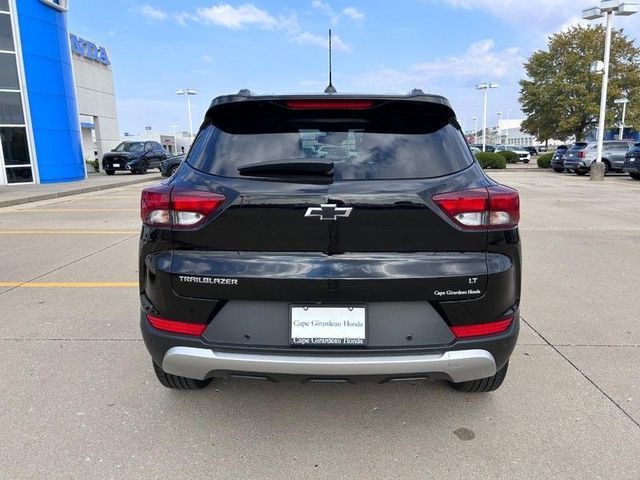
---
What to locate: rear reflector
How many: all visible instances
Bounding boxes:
[141,185,226,229]
[451,317,513,338]
[432,185,519,230]
[285,100,374,110]
[147,314,206,336]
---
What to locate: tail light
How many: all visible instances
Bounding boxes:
[285,100,374,109]
[578,151,586,158]
[147,314,206,336]
[432,185,519,230]
[451,317,513,338]
[141,185,226,229]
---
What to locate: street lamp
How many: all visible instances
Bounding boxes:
[169,124,179,155]
[506,109,511,144]
[176,89,198,140]
[582,0,639,180]
[614,97,629,139]
[475,82,498,152]
[496,111,502,144]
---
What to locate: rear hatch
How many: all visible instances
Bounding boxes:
[166,97,493,303]
[563,142,589,163]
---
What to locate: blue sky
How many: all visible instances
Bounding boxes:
[68,1,640,135]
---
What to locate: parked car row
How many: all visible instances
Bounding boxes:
[550,140,640,179]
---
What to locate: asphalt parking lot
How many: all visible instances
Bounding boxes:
[1,171,639,479]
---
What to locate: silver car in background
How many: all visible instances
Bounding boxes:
[563,141,634,175]
[495,145,531,163]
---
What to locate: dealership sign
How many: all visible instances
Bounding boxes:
[40,0,69,12]
[69,34,110,66]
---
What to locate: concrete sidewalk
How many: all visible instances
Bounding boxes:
[0,172,162,208]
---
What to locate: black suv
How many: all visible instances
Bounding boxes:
[139,92,521,393]
[623,143,640,180]
[103,141,169,175]
[550,145,569,172]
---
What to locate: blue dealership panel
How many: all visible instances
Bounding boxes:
[16,0,84,183]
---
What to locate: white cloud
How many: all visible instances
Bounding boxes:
[201,54,214,64]
[311,0,332,14]
[293,31,350,51]
[342,7,364,20]
[311,1,364,23]
[348,38,522,91]
[196,3,282,30]
[173,3,351,51]
[442,0,640,34]
[175,12,198,26]
[139,4,168,21]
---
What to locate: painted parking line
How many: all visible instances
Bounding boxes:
[87,195,141,199]
[0,209,138,213]
[0,230,138,235]
[0,282,138,288]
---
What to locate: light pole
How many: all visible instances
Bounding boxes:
[582,1,639,180]
[176,89,198,140]
[496,111,502,144]
[169,124,179,155]
[614,97,629,139]
[475,82,498,152]
[472,117,478,143]
[506,109,511,144]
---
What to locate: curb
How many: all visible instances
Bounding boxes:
[0,175,162,208]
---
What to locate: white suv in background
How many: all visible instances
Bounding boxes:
[495,145,531,163]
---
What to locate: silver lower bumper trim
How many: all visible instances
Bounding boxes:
[162,347,496,383]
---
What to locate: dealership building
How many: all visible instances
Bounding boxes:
[0,0,119,185]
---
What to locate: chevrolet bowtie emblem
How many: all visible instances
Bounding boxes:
[304,204,353,221]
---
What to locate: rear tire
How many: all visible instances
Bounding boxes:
[630,173,640,180]
[169,164,179,176]
[450,361,509,393]
[576,170,587,176]
[152,361,212,390]
[553,167,563,173]
[105,169,115,176]
[138,161,148,174]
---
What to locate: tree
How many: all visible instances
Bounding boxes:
[519,25,640,142]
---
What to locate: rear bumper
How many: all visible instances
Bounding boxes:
[141,312,519,383]
[623,165,640,174]
[161,346,497,383]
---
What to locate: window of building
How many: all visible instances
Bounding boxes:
[0,13,14,50]
[0,4,35,184]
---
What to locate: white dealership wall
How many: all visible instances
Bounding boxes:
[71,36,120,161]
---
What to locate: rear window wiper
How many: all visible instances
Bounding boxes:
[237,159,334,177]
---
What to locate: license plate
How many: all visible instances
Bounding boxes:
[290,305,366,346]
[112,163,120,167]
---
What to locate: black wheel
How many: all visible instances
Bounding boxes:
[553,167,563,173]
[169,164,179,176]
[576,170,587,176]
[450,362,509,393]
[105,169,115,176]
[152,361,212,390]
[630,173,640,180]
[138,161,148,174]
[523,160,530,164]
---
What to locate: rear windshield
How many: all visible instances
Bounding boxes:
[569,143,588,151]
[187,105,474,180]
[114,142,144,153]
